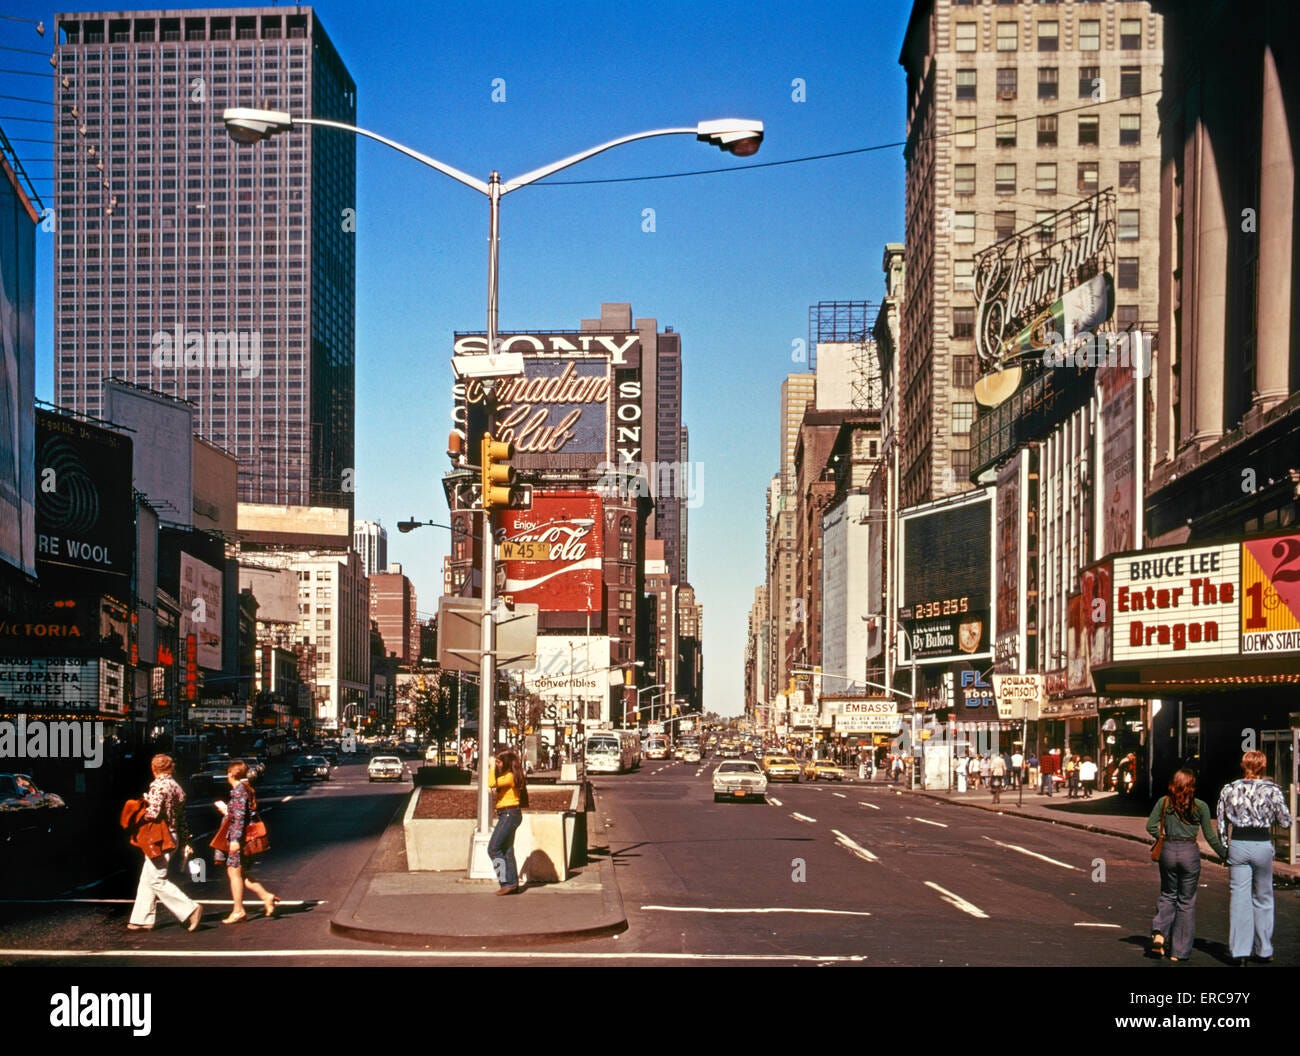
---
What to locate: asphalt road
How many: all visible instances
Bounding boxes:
[2,754,1296,972]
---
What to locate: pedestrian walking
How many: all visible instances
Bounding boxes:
[990,752,1006,804]
[1066,755,1081,798]
[1216,750,1293,965]
[1079,757,1098,798]
[891,754,904,785]
[1039,749,1058,796]
[126,754,203,933]
[967,753,981,790]
[1147,768,1227,961]
[213,760,279,924]
[488,747,528,895]
[978,753,991,790]
[1010,748,1023,790]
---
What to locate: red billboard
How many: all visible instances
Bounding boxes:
[500,491,604,614]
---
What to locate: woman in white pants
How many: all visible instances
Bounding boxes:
[128,754,203,932]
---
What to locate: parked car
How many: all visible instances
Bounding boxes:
[761,755,801,782]
[712,760,768,803]
[803,758,846,782]
[367,756,407,782]
[292,755,332,782]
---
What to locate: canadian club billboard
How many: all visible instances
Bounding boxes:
[898,489,994,663]
[34,410,134,591]
[452,331,642,472]
[499,491,604,615]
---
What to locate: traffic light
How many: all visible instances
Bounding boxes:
[480,436,515,511]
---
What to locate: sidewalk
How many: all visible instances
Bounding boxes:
[881,777,1300,882]
[329,777,627,948]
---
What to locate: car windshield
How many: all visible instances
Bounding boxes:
[372,757,400,765]
[770,757,796,765]
[718,762,760,774]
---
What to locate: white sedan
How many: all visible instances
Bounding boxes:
[367,756,407,782]
[712,760,768,803]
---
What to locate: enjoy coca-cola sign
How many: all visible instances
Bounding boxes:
[500,492,604,613]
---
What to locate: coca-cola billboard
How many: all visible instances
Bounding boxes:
[500,491,604,614]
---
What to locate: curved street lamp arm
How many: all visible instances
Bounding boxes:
[291,116,490,196]
[500,127,697,194]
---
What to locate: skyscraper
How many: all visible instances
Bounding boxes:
[353,519,387,576]
[898,0,1162,507]
[53,8,356,511]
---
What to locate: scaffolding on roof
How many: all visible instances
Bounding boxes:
[808,300,882,412]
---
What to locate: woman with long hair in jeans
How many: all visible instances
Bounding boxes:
[487,748,528,895]
[1147,768,1227,961]
[1216,750,1293,965]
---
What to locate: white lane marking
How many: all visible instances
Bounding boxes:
[0,898,315,906]
[832,792,847,799]
[0,948,866,963]
[695,770,704,777]
[282,795,295,803]
[981,836,1079,871]
[830,829,879,863]
[641,905,871,917]
[908,816,947,828]
[790,812,817,824]
[924,881,989,919]
[767,797,783,808]
[1073,922,1121,928]
[858,802,881,811]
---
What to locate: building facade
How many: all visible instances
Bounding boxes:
[353,519,388,576]
[53,8,357,511]
[369,565,417,667]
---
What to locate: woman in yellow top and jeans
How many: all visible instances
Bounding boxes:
[488,749,528,895]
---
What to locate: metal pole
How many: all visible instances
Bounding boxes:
[470,173,502,880]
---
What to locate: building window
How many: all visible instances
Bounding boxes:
[953,307,975,339]
[996,67,1017,99]
[1037,115,1057,147]
[954,115,977,148]
[1036,162,1057,194]
[1079,20,1100,52]
[953,212,975,243]
[1119,113,1141,146]
[1120,18,1142,50]
[995,210,1017,239]
[1118,257,1140,289]
[1077,161,1099,194]
[952,355,977,388]
[996,21,1018,51]
[1037,21,1058,51]
[1118,209,1140,240]
[995,115,1017,147]
[995,162,1016,195]
[1078,65,1100,99]
[955,22,977,51]
[954,163,976,196]
[952,449,971,482]
[1119,160,1141,191]
[1036,210,1056,244]
[1117,304,1140,330]
[955,68,977,100]
[1120,67,1141,98]
[1077,114,1099,146]
[954,259,975,291]
[952,403,974,434]
[620,591,634,611]
[1037,66,1058,99]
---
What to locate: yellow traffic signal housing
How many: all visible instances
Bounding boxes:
[481,436,515,511]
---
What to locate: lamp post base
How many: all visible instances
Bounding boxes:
[468,831,496,880]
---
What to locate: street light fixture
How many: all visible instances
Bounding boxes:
[222,107,763,880]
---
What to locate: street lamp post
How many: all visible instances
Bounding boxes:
[223,108,762,879]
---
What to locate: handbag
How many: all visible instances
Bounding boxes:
[1150,798,1167,861]
[242,817,270,857]
[209,815,231,852]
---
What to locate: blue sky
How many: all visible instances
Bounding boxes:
[7,0,911,715]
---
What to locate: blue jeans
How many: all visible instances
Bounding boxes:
[488,807,522,888]
[1227,839,1276,958]
[1152,840,1201,959]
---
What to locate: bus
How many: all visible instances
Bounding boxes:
[585,729,642,774]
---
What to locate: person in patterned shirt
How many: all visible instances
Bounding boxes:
[1215,750,1293,965]
[127,754,203,933]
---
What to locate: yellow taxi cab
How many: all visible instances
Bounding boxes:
[761,754,802,782]
[803,757,846,782]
